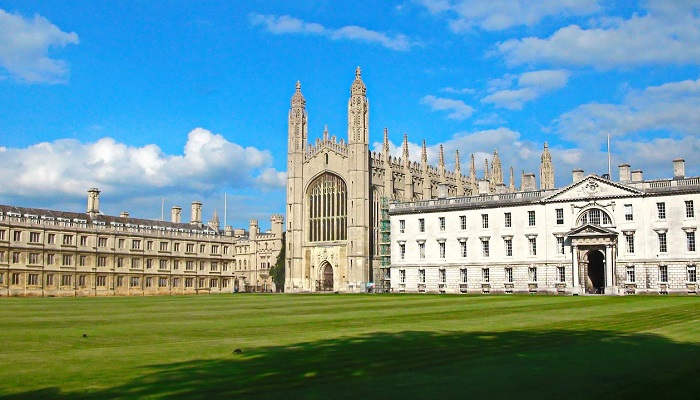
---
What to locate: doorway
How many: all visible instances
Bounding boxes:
[586,250,605,294]
[320,262,333,292]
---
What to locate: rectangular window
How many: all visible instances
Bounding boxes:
[686,200,695,218]
[558,266,566,283]
[399,219,405,233]
[399,243,405,260]
[62,254,72,266]
[159,277,168,287]
[200,244,206,253]
[12,252,20,263]
[79,255,86,266]
[419,242,425,259]
[29,253,39,264]
[200,262,205,271]
[0,230,5,240]
[80,236,88,246]
[504,238,513,257]
[47,253,54,265]
[46,274,53,285]
[482,268,489,282]
[160,259,168,269]
[29,232,40,243]
[28,273,38,285]
[439,269,446,283]
[626,234,635,254]
[118,238,124,248]
[61,274,72,286]
[482,239,490,257]
[505,267,513,283]
[658,232,667,253]
[418,218,425,233]
[557,236,565,255]
[556,208,564,225]
[47,233,55,244]
[147,241,153,250]
[399,269,406,283]
[481,214,489,229]
[626,266,636,283]
[98,256,106,267]
[624,204,633,221]
[687,231,696,252]
[13,230,21,241]
[62,234,73,245]
[12,273,20,285]
[186,243,194,253]
[528,210,536,226]
[173,277,180,287]
[687,265,697,282]
[145,277,152,287]
[460,268,467,283]
[504,212,511,228]
[97,276,106,287]
[116,276,123,287]
[186,261,194,270]
[439,242,446,258]
[131,258,139,268]
[211,245,219,254]
[418,269,425,283]
[460,241,467,258]
[222,262,227,271]
[657,202,666,219]
[146,259,153,269]
[528,267,537,282]
[174,243,181,252]
[98,237,107,247]
[210,279,218,288]
[131,277,139,287]
[529,237,537,256]
[132,240,141,250]
[0,251,4,262]
[439,217,445,231]
[78,275,86,287]
[117,257,124,268]
[211,262,218,271]
[460,215,467,230]
[160,242,168,251]
[659,265,668,283]
[185,278,194,288]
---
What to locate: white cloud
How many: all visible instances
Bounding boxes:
[249,13,416,51]
[497,1,700,68]
[556,77,700,142]
[421,95,474,119]
[0,128,286,203]
[482,69,569,109]
[0,9,79,83]
[416,0,599,31]
[441,86,475,95]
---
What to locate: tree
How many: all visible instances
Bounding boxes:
[270,233,285,292]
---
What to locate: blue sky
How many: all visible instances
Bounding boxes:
[1,0,699,229]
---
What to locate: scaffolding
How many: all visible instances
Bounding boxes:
[378,197,391,293]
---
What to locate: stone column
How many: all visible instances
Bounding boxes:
[572,245,579,288]
[605,245,613,293]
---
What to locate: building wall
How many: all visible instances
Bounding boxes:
[0,214,283,297]
[390,175,700,295]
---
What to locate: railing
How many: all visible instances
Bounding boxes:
[390,189,547,211]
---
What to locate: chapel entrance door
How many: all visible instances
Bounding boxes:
[586,250,605,294]
[321,262,334,292]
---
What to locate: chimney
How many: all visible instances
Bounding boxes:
[87,188,100,215]
[171,206,182,223]
[673,158,685,179]
[478,179,490,195]
[618,164,631,183]
[224,226,233,237]
[190,201,202,224]
[522,173,536,191]
[631,170,643,182]
[270,215,284,236]
[572,169,584,183]
[249,219,259,240]
[119,211,129,218]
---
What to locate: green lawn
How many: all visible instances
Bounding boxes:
[0,294,698,399]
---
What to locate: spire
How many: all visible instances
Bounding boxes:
[509,166,515,191]
[469,153,476,183]
[438,144,445,176]
[291,80,305,108]
[491,149,503,185]
[383,128,389,154]
[323,125,329,141]
[350,65,366,96]
[484,158,490,180]
[208,209,220,231]
[402,133,409,166]
[455,150,461,173]
[421,139,428,166]
[455,150,464,196]
[540,141,555,189]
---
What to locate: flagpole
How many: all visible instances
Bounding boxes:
[224,192,227,227]
[607,133,612,178]
[161,198,164,221]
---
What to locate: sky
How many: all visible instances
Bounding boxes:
[1,0,699,230]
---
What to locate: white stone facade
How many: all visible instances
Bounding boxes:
[390,162,700,295]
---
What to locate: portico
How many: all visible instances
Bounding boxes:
[567,224,618,295]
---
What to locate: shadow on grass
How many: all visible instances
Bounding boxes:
[4,329,699,400]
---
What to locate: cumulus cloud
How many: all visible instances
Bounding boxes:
[497,1,700,69]
[416,0,599,31]
[420,95,475,119]
[249,13,416,51]
[482,70,569,109]
[0,128,286,204]
[0,9,79,83]
[441,86,475,95]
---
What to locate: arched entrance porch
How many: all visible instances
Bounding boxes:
[585,250,605,294]
[319,262,334,292]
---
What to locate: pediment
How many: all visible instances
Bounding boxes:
[566,223,618,237]
[545,175,643,202]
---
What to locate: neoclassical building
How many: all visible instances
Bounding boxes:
[0,188,284,297]
[389,159,699,295]
[285,67,553,292]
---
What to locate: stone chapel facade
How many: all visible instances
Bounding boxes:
[285,68,554,292]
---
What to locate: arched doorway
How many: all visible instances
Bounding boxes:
[320,262,334,292]
[586,250,605,294]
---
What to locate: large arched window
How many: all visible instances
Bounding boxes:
[577,208,612,227]
[307,173,347,242]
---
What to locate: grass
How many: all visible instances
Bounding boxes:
[0,294,698,399]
